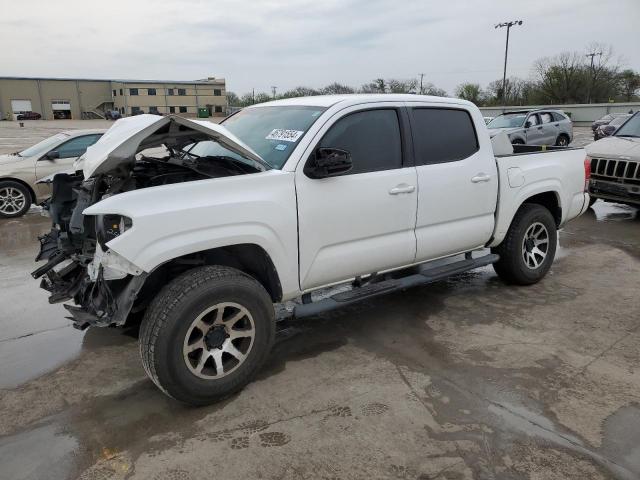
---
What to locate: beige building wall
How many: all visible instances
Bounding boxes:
[112,79,227,117]
[1,77,226,120]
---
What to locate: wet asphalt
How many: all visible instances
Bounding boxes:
[0,201,639,480]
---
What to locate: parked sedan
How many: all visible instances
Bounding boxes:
[487,109,573,146]
[16,111,42,120]
[591,113,629,132]
[0,129,104,217]
[593,114,631,140]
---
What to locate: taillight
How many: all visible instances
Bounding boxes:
[584,156,591,192]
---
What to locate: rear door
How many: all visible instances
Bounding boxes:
[408,104,498,261]
[295,105,418,290]
[525,113,544,145]
[539,112,558,145]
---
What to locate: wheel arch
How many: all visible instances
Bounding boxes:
[135,243,283,312]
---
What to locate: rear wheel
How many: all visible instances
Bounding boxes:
[139,265,275,405]
[491,204,557,285]
[556,134,570,147]
[0,180,31,218]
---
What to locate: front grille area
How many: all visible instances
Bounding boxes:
[590,157,640,185]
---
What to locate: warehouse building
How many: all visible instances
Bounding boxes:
[0,76,227,120]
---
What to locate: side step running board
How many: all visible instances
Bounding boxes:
[293,253,499,319]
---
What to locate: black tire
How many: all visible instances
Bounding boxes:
[556,134,570,147]
[511,139,525,145]
[491,204,557,285]
[0,180,32,218]
[139,265,275,405]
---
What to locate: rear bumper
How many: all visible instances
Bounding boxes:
[589,179,640,206]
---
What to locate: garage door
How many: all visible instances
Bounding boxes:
[52,100,72,119]
[11,99,32,113]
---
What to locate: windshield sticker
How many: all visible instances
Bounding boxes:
[266,129,304,143]
[275,144,288,151]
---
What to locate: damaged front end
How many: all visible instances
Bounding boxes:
[32,114,267,330]
[32,173,148,329]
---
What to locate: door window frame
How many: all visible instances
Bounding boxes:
[406,106,480,166]
[302,106,413,178]
[40,134,101,160]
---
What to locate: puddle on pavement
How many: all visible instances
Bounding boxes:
[0,422,79,480]
[592,201,638,222]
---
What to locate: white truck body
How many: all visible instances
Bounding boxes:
[80,95,589,301]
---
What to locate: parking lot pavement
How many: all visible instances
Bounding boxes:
[0,200,638,480]
[572,126,596,148]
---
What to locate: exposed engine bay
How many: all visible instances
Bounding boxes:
[32,115,266,329]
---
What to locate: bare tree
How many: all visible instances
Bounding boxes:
[321,82,355,95]
[618,69,640,101]
[387,78,418,93]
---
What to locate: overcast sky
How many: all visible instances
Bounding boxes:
[2,0,639,96]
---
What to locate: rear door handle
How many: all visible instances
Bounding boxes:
[389,184,415,195]
[471,173,491,183]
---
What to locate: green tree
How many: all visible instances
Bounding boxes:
[455,83,483,104]
[618,69,640,101]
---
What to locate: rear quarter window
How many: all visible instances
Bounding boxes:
[410,108,479,165]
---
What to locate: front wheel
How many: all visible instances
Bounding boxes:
[491,204,557,285]
[0,180,31,218]
[139,265,275,405]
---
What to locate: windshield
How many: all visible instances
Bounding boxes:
[19,133,68,157]
[487,114,527,129]
[614,113,640,138]
[213,106,326,168]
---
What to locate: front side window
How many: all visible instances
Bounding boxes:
[316,109,402,175]
[147,88,156,96]
[52,134,102,159]
[410,108,478,165]
[19,133,69,157]
[527,114,539,126]
[129,88,138,96]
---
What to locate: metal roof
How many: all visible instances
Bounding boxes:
[0,76,224,85]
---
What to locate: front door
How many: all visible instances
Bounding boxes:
[35,134,102,195]
[408,105,498,262]
[295,106,417,290]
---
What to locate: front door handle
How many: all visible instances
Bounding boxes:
[471,173,491,183]
[389,184,415,195]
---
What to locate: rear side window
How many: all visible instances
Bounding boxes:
[318,109,402,174]
[410,108,478,165]
[540,112,553,124]
[552,112,566,122]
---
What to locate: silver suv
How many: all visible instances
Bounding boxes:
[487,110,573,147]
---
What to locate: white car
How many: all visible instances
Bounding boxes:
[0,129,104,217]
[34,96,590,404]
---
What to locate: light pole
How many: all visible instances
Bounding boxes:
[495,20,523,107]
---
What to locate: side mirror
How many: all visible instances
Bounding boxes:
[46,151,60,160]
[524,121,532,128]
[305,147,352,179]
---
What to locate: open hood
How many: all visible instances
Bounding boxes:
[81,114,267,178]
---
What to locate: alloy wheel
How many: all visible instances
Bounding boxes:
[183,302,256,379]
[0,187,27,215]
[521,222,549,269]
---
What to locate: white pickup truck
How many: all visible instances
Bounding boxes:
[33,95,590,404]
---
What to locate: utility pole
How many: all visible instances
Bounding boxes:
[586,51,602,104]
[419,73,425,94]
[495,20,523,107]
[271,86,277,99]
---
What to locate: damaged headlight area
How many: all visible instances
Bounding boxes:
[32,173,146,330]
